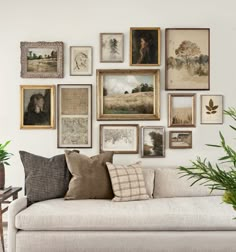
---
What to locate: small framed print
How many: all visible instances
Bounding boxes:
[141,126,165,158]
[100,33,124,62]
[70,46,92,76]
[201,95,223,124]
[57,84,92,148]
[100,124,139,154]
[169,131,192,149]
[168,93,196,127]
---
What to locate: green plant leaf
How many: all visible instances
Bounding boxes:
[206,144,221,147]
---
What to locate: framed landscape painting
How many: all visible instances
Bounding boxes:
[100,124,139,154]
[165,28,210,90]
[100,33,124,62]
[169,131,192,149]
[141,126,165,158]
[201,95,223,124]
[20,85,55,129]
[57,84,92,148]
[21,41,64,78]
[168,93,196,127]
[130,27,161,66]
[70,46,92,76]
[96,69,160,120]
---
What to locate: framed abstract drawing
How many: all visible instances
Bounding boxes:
[169,131,192,149]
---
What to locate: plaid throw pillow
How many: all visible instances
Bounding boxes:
[106,162,149,202]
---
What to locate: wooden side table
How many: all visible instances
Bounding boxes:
[0,187,22,252]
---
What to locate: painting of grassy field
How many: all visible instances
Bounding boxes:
[171,107,192,125]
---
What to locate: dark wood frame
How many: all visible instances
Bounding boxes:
[57,84,92,148]
[165,28,210,90]
[100,124,139,154]
[169,130,192,149]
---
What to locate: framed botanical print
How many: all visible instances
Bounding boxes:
[100,33,124,62]
[100,124,139,154]
[97,69,160,120]
[165,28,210,90]
[20,41,64,78]
[201,95,223,124]
[20,85,55,129]
[168,93,196,127]
[141,126,165,158]
[57,84,92,148]
[169,131,192,149]
[70,46,92,76]
[130,27,161,66]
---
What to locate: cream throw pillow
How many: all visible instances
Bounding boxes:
[106,162,149,202]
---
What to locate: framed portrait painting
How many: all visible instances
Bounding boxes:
[21,41,64,78]
[70,46,92,76]
[201,95,223,124]
[57,84,92,148]
[130,27,161,66]
[20,85,55,129]
[169,131,192,149]
[165,28,210,90]
[100,33,124,62]
[96,69,160,120]
[141,126,165,158]
[100,124,139,154]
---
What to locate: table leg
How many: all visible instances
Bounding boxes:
[0,204,4,252]
[13,192,18,200]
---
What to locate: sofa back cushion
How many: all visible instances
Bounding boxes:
[154,167,224,198]
[142,168,154,198]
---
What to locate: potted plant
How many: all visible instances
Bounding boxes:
[0,141,12,189]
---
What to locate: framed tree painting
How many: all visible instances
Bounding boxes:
[97,69,160,120]
[57,84,92,148]
[169,131,192,149]
[100,33,124,62]
[165,28,210,90]
[201,95,223,124]
[130,27,161,66]
[20,85,55,129]
[21,41,64,78]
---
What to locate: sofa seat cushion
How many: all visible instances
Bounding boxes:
[15,197,236,231]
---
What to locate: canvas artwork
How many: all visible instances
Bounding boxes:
[100,33,124,62]
[141,126,165,158]
[201,95,223,124]
[169,131,192,149]
[100,124,139,154]
[166,28,210,90]
[58,84,92,148]
[20,85,55,129]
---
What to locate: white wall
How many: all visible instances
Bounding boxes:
[0,0,236,190]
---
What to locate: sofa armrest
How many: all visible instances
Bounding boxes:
[8,196,28,252]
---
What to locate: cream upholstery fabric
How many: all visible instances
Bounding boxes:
[142,168,154,198]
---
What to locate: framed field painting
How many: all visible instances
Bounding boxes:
[168,93,196,127]
[96,69,160,120]
[20,85,55,129]
[100,124,139,154]
[100,33,124,62]
[70,46,92,76]
[169,131,192,149]
[21,41,64,78]
[130,27,161,66]
[57,84,92,148]
[201,95,223,124]
[141,126,165,158]
[165,28,210,90]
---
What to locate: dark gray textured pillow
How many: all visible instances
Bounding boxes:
[19,151,72,204]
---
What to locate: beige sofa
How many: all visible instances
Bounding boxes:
[8,167,236,252]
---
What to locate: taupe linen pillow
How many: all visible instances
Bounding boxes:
[64,151,114,199]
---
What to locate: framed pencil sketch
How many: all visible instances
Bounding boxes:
[100,33,124,62]
[169,131,192,149]
[141,126,165,158]
[201,95,223,124]
[20,85,55,129]
[20,41,64,78]
[168,93,196,127]
[130,27,161,66]
[100,124,139,154]
[57,84,92,148]
[97,69,160,120]
[165,28,210,90]
[70,46,92,76]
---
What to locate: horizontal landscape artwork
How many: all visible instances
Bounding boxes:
[169,131,192,149]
